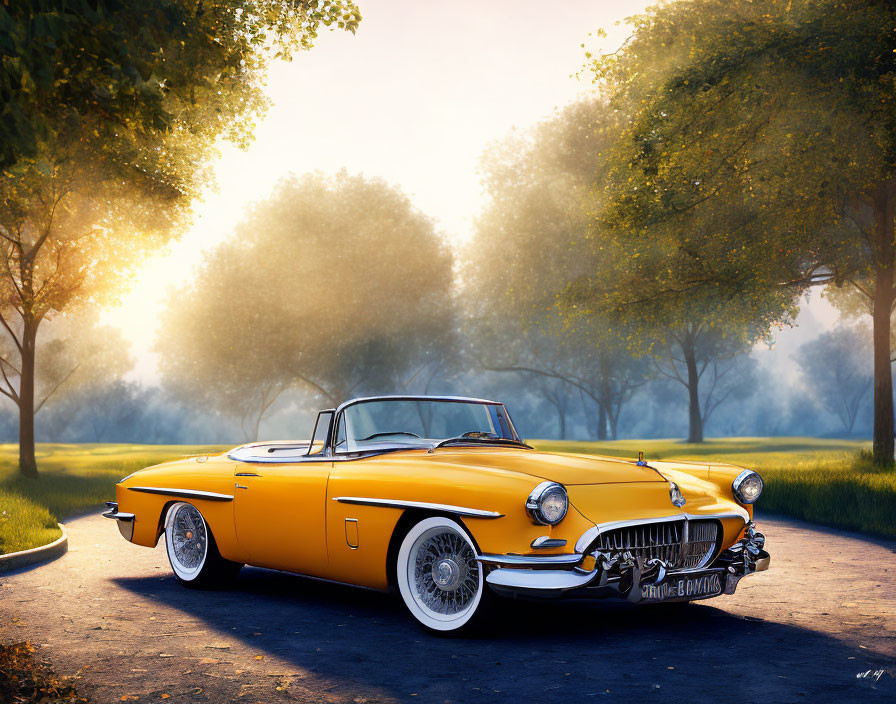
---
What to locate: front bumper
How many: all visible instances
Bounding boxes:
[480,522,769,603]
[102,501,135,542]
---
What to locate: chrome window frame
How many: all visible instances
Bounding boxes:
[306,409,335,457]
[227,395,527,464]
[328,395,523,457]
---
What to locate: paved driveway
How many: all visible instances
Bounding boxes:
[1,512,894,703]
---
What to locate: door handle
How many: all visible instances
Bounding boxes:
[235,472,260,477]
[235,483,248,490]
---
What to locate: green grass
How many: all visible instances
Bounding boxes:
[531,437,896,539]
[1,438,894,553]
[0,443,227,555]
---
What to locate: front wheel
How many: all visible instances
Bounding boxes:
[164,502,241,588]
[396,516,490,634]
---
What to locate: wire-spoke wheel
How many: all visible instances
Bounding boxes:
[164,502,241,587]
[396,517,488,633]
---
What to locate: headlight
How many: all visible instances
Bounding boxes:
[526,481,568,525]
[732,470,764,504]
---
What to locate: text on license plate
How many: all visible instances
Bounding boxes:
[640,573,722,601]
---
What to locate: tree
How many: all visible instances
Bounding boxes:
[587,0,896,463]
[157,173,457,440]
[796,323,873,435]
[0,306,134,443]
[563,186,792,443]
[0,1,360,475]
[650,324,755,443]
[465,100,649,439]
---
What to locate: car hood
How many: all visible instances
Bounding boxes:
[421,448,667,485]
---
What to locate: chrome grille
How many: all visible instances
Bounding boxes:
[592,519,719,571]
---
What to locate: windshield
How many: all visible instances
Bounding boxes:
[333,398,522,454]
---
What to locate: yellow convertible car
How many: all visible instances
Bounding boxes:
[105,395,769,633]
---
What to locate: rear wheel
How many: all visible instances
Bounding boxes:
[396,516,490,634]
[164,502,241,588]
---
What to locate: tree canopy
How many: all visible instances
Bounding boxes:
[583,0,894,459]
[465,100,650,440]
[158,173,457,439]
[0,0,360,474]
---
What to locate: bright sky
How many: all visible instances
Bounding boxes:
[101,0,838,383]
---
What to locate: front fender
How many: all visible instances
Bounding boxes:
[324,458,594,589]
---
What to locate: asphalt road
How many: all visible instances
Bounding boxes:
[1,512,894,704]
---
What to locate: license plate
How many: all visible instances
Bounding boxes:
[639,571,723,602]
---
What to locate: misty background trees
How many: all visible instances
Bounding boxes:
[0,0,890,461]
[157,173,456,440]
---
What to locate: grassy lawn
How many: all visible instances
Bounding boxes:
[1,438,893,554]
[532,437,895,539]
[0,444,227,555]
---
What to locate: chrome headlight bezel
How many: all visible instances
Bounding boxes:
[732,469,764,505]
[526,481,568,526]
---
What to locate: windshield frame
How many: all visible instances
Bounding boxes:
[327,395,525,456]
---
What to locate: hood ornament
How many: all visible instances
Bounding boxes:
[636,451,648,467]
[669,482,686,508]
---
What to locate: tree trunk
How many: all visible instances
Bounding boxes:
[681,337,704,443]
[872,262,895,466]
[18,320,38,477]
[596,402,608,441]
[870,182,896,467]
[557,406,567,440]
[609,397,624,440]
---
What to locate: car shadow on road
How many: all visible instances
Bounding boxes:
[114,567,895,703]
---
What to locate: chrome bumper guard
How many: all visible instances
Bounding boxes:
[481,522,769,603]
[102,501,136,542]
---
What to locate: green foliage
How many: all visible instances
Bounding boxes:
[533,437,895,538]
[0,0,361,168]
[0,443,227,553]
[583,0,896,460]
[588,0,892,284]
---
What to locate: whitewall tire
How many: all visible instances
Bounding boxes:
[396,516,487,633]
[164,502,240,587]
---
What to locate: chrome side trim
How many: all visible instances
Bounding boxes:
[478,553,582,567]
[127,487,234,502]
[332,496,504,519]
[575,526,600,554]
[574,511,749,553]
[531,536,567,549]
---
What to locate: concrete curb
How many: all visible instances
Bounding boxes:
[0,523,67,573]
